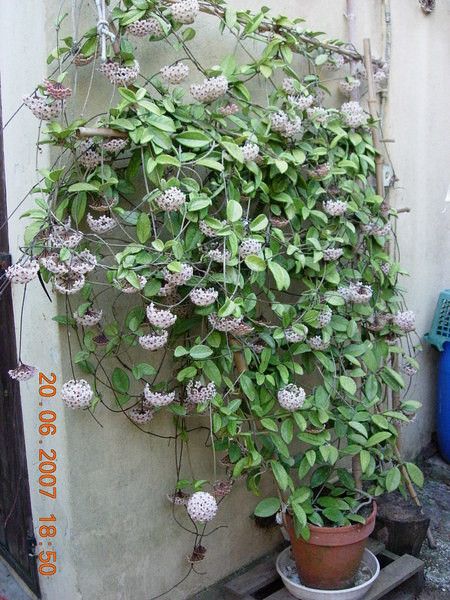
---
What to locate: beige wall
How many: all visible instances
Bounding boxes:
[1,1,449,599]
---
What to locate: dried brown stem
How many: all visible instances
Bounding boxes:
[76,127,128,139]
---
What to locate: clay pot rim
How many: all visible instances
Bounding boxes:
[285,502,377,547]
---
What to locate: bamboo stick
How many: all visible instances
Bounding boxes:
[363,38,436,549]
[76,127,127,139]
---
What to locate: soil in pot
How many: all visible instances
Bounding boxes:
[285,503,377,590]
[376,493,430,557]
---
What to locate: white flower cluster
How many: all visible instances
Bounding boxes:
[155,187,186,212]
[99,60,140,86]
[340,101,368,128]
[339,282,373,304]
[146,303,177,328]
[128,407,154,424]
[318,308,332,328]
[306,106,331,126]
[281,78,297,94]
[323,199,347,216]
[393,310,415,333]
[323,52,345,72]
[54,272,85,295]
[242,142,260,162]
[102,138,128,153]
[23,95,62,120]
[239,239,262,258]
[186,491,218,523]
[49,220,83,248]
[311,163,331,178]
[127,18,163,37]
[138,331,168,350]
[218,103,239,116]
[270,111,303,137]
[402,364,418,377]
[87,213,117,233]
[170,0,199,24]
[186,381,216,404]
[6,259,39,284]
[160,63,190,84]
[199,219,226,237]
[323,247,344,261]
[69,250,97,275]
[362,222,391,237]
[74,308,103,327]
[189,287,218,306]
[120,275,147,294]
[380,262,391,276]
[8,362,37,381]
[44,80,72,100]
[307,336,330,351]
[285,325,308,343]
[208,313,243,333]
[61,379,93,409]
[288,94,314,110]
[163,263,193,286]
[78,148,102,169]
[277,384,306,412]
[339,78,361,96]
[207,248,231,263]
[143,385,175,407]
[365,313,390,332]
[190,76,228,103]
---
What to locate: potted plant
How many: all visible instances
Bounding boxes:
[6,0,423,594]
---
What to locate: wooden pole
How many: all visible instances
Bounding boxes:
[363,38,436,549]
[76,127,127,139]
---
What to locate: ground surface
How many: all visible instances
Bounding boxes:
[0,455,449,600]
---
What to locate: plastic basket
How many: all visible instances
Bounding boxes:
[425,290,450,351]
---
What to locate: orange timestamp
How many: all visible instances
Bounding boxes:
[37,372,58,577]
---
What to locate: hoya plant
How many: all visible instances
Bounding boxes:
[7,0,422,561]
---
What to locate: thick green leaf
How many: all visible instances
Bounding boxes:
[254,497,281,517]
[405,462,424,487]
[136,212,151,243]
[385,466,401,492]
[189,345,213,360]
[112,368,130,394]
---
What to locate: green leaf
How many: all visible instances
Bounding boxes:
[196,157,224,171]
[254,497,281,518]
[405,463,424,488]
[177,366,197,381]
[112,368,130,394]
[271,461,289,491]
[268,261,290,291]
[136,212,151,243]
[261,418,278,432]
[189,345,213,360]
[245,255,266,272]
[250,214,268,232]
[339,375,357,396]
[385,466,401,492]
[132,363,156,379]
[281,419,294,444]
[68,182,98,192]
[226,200,242,222]
[175,130,212,148]
[221,141,244,163]
[366,431,392,447]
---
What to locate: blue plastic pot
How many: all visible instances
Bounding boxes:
[437,343,450,463]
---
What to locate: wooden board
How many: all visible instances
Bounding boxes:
[222,539,424,600]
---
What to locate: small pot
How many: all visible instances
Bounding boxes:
[285,503,377,590]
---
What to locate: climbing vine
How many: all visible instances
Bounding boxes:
[4,0,423,588]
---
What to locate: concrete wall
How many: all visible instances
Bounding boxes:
[1,1,449,599]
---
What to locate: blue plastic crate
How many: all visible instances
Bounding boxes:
[425,290,450,351]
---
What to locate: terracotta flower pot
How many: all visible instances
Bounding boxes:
[285,503,377,590]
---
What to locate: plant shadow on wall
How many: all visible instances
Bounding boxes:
[3,0,424,596]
